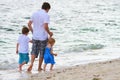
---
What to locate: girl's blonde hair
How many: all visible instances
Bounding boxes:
[48,38,55,44]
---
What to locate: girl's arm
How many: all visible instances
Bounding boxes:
[50,48,57,56]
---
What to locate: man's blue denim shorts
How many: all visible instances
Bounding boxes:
[31,39,47,58]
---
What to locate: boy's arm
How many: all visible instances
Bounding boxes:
[16,43,19,54]
[29,40,32,43]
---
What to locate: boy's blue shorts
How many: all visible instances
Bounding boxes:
[19,53,29,64]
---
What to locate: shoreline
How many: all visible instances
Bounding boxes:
[19,58,120,80]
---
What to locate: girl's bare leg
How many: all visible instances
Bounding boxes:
[43,64,47,71]
[50,64,54,71]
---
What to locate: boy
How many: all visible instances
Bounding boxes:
[16,26,32,71]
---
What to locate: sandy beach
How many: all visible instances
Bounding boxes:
[0,0,120,80]
[18,58,120,80]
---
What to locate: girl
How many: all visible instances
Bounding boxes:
[43,38,57,71]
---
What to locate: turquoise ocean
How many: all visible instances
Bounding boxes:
[0,0,120,79]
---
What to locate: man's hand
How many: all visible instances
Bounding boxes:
[49,32,53,37]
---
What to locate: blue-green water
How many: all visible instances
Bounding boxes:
[0,0,120,79]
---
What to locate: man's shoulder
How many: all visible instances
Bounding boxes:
[32,9,49,18]
[39,9,48,15]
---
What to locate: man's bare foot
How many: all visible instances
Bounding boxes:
[50,69,53,71]
[38,68,43,72]
[27,65,33,72]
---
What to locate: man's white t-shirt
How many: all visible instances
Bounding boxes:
[17,34,30,53]
[31,9,50,40]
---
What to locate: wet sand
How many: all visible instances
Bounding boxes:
[19,58,120,80]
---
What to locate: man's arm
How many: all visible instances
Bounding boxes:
[44,23,53,37]
[28,20,33,33]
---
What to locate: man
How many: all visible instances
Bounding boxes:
[27,2,53,71]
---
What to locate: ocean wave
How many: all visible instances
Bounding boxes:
[0,27,14,31]
[81,27,100,32]
[0,40,6,43]
[65,44,104,53]
[23,16,30,19]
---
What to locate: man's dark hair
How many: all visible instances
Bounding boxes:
[22,26,29,34]
[42,2,51,10]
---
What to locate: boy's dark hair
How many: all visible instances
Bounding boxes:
[42,2,51,10]
[22,26,29,34]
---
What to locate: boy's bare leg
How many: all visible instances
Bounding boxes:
[27,54,36,71]
[19,62,26,71]
[19,64,22,71]
[50,64,54,71]
[38,57,43,71]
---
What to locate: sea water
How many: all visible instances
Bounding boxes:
[0,0,120,79]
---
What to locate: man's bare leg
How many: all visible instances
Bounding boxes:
[38,57,43,71]
[27,54,36,71]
